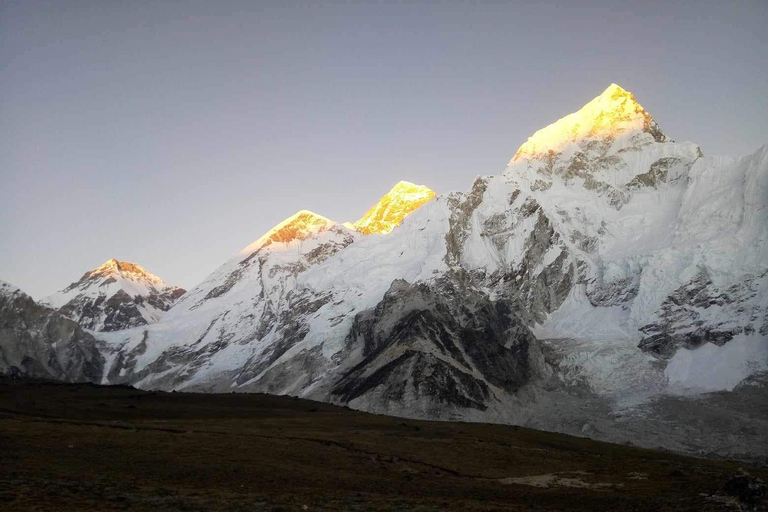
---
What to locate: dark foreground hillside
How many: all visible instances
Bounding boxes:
[1,379,765,511]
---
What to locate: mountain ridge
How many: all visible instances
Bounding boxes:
[91,84,765,402]
[2,83,766,460]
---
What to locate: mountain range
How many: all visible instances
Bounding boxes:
[2,84,766,461]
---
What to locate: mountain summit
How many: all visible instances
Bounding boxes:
[504,83,695,212]
[513,83,667,162]
[41,259,185,331]
[353,181,436,235]
[254,210,335,247]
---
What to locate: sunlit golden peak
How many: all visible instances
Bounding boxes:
[512,83,663,162]
[96,258,145,274]
[603,83,630,96]
[259,210,335,245]
[91,259,164,284]
[353,181,436,235]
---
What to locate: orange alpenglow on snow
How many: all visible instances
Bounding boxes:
[91,259,165,285]
[263,210,335,244]
[353,181,436,235]
[512,83,665,162]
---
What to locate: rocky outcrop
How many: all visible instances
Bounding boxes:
[722,469,766,510]
[639,269,768,358]
[331,276,545,416]
[0,281,103,382]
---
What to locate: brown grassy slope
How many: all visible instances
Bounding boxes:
[0,380,764,511]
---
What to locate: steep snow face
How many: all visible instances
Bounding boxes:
[633,146,768,357]
[98,210,363,390]
[491,85,768,370]
[665,333,768,392]
[166,210,354,320]
[353,181,436,235]
[41,259,186,332]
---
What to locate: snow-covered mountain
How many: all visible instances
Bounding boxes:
[3,83,767,459]
[494,85,766,364]
[352,181,436,235]
[98,83,766,397]
[41,259,186,332]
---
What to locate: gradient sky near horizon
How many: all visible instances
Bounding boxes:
[2,0,767,299]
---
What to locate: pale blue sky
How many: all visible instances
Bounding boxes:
[2,0,767,298]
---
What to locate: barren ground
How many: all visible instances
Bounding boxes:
[1,379,765,511]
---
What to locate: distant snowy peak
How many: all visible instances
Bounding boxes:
[68,258,165,291]
[51,258,178,303]
[512,83,668,163]
[353,181,436,235]
[41,259,186,332]
[234,210,337,262]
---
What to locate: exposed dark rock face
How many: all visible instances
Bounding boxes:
[625,157,682,190]
[444,180,575,327]
[336,350,493,412]
[638,269,767,358]
[331,276,545,417]
[0,283,103,383]
[58,287,185,332]
[444,177,489,266]
[305,226,358,265]
[586,274,640,307]
[507,214,573,325]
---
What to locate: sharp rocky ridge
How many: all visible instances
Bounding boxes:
[3,84,768,460]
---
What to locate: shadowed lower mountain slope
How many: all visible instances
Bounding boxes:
[0,281,103,382]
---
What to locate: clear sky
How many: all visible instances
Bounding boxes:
[2,0,767,299]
